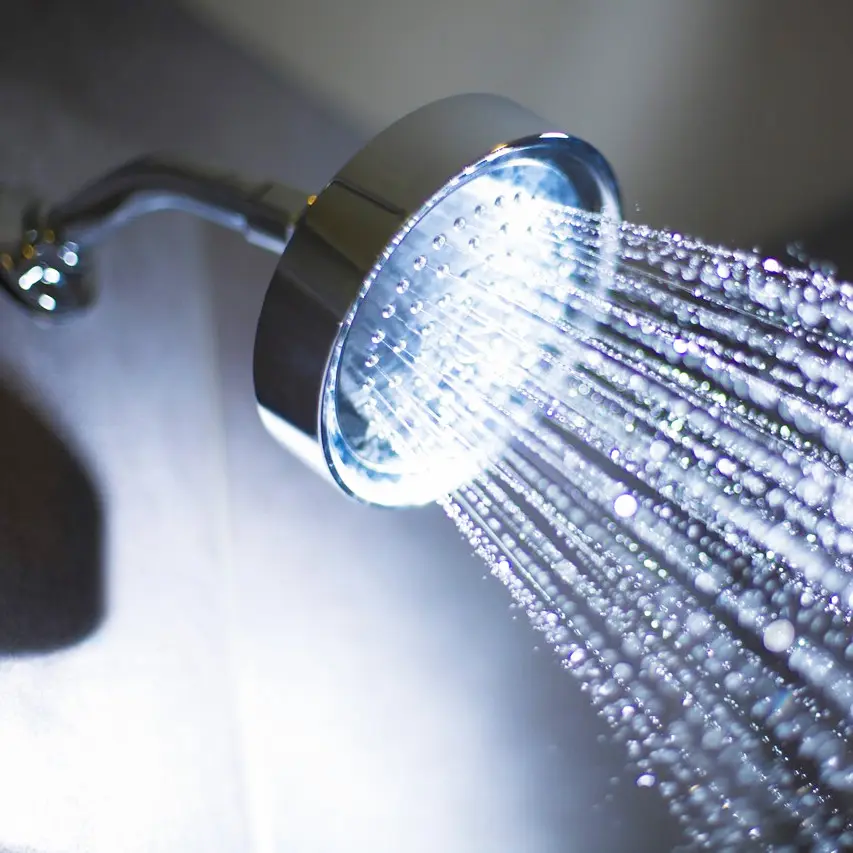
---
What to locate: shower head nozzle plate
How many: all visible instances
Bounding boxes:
[254,94,621,507]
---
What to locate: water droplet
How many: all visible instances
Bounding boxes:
[763,619,796,653]
[613,493,638,518]
[649,440,670,462]
[716,458,737,477]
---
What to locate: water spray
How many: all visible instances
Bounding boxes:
[3,94,852,850]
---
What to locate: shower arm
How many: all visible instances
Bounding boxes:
[47,157,304,254]
[0,156,307,313]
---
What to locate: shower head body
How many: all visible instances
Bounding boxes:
[254,93,621,507]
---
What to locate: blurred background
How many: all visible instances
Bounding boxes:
[0,1,851,851]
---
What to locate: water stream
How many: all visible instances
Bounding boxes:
[347,187,853,851]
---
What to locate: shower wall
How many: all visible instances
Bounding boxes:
[0,2,679,852]
[183,0,853,246]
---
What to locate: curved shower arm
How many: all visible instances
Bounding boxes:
[46,156,306,255]
[0,156,308,314]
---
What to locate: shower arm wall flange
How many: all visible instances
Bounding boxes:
[0,156,307,315]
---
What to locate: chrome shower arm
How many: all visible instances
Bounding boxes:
[0,156,307,315]
[46,156,305,255]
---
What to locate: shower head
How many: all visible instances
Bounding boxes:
[254,94,621,507]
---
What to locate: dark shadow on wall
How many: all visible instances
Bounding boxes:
[0,380,103,654]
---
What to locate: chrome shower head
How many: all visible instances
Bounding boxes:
[254,94,621,508]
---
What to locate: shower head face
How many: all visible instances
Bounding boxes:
[253,94,621,507]
[324,152,583,506]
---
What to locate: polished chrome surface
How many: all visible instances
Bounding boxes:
[254,93,621,506]
[0,224,91,315]
[47,157,303,253]
[0,157,303,316]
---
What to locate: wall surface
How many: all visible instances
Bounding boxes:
[182,0,853,246]
[0,2,682,852]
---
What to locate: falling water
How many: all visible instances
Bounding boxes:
[341,181,853,851]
